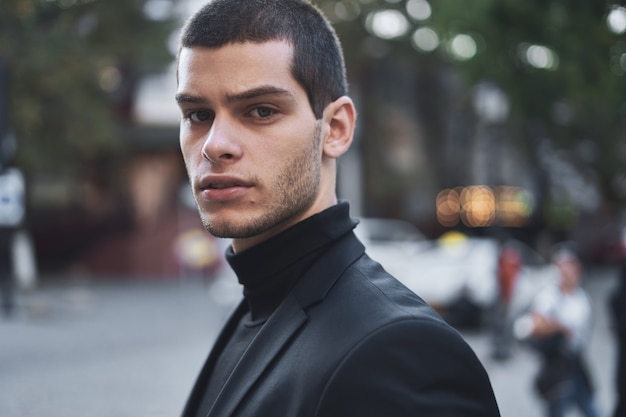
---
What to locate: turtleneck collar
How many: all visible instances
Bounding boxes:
[225,202,358,323]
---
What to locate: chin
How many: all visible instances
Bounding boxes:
[200,212,257,239]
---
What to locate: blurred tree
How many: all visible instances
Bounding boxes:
[325,2,462,224]
[427,0,626,206]
[0,0,176,174]
[320,0,626,215]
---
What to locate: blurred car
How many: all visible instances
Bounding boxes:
[354,218,558,328]
[575,212,626,264]
[587,224,626,264]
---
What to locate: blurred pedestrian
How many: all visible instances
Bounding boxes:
[0,228,13,315]
[174,0,500,416]
[491,243,522,360]
[610,260,626,417]
[514,246,601,417]
[0,133,25,317]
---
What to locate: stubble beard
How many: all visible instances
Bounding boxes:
[199,122,323,239]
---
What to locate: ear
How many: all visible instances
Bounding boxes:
[322,96,356,159]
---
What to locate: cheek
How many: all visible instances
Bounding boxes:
[180,134,201,162]
[278,122,319,153]
[253,130,299,162]
[179,140,192,165]
[179,128,190,153]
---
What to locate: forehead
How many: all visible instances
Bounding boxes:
[177,41,298,96]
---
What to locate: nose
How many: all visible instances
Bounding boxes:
[201,116,243,164]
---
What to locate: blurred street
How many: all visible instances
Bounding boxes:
[1,265,619,417]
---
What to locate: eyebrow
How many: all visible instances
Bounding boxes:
[175,85,295,105]
[227,86,295,103]
[175,93,207,104]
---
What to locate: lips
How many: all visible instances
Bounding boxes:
[197,176,251,202]
[199,176,248,190]
[208,182,239,190]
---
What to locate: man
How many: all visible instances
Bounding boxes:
[515,247,600,417]
[175,1,500,416]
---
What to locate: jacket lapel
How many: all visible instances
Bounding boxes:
[206,232,365,417]
[206,296,307,417]
[181,301,248,417]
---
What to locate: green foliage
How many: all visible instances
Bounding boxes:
[430,0,626,202]
[0,0,176,174]
[324,0,626,205]
[429,0,624,120]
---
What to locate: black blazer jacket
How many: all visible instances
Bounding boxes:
[182,232,501,417]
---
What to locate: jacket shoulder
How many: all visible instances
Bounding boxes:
[326,253,445,326]
[311,255,501,417]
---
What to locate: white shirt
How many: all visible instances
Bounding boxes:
[532,284,593,352]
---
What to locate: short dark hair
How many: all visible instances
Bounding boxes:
[179,0,347,119]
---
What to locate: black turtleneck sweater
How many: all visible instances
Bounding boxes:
[195,202,358,415]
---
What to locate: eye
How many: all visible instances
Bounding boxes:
[189,111,213,122]
[251,107,276,119]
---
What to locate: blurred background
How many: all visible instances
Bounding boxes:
[1,0,625,281]
[1,0,625,416]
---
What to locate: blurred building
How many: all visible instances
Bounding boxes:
[26,1,223,281]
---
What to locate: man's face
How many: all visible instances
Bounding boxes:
[556,258,581,293]
[176,41,326,251]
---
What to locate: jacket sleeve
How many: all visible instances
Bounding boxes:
[315,318,501,417]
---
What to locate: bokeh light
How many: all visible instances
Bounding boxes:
[460,186,496,227]
[494,186,535,227]
[607,6,626,34]
[448,34,477,60]
[143,0,173,21]
[99,66,122,92]
[436,188,462,227]
[366,9,410,39]
[406,0,432,21]
[411,27,439,52]
[437,186,534,228]
[334,0,361,22]
[521,44,559,70]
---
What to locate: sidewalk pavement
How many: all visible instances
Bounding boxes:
[0,266,619,417]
